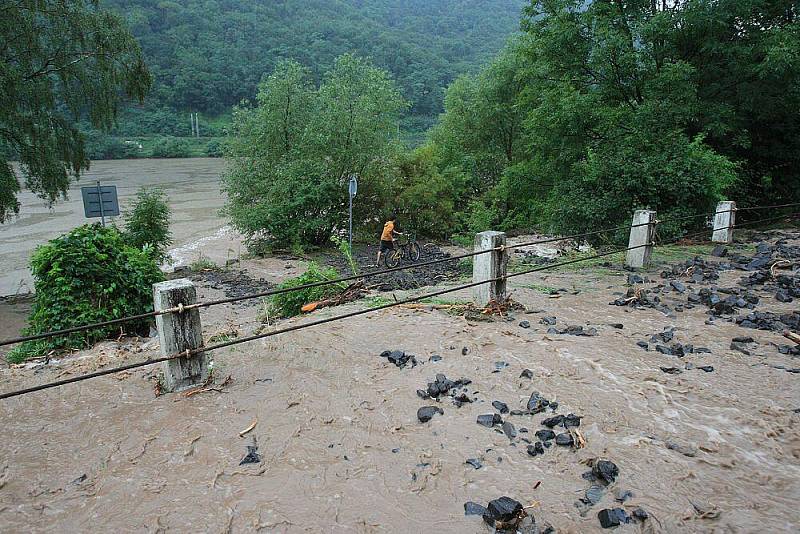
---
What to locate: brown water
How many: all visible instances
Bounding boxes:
[1,243,799,532]
[0,158,228,296]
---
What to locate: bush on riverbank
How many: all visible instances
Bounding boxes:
[269,262,345,318]
[7,225,164,363]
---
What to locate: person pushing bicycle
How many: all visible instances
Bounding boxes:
[377,213,403,266]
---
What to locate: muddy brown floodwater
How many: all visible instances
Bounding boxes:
[1,234,799,533]
[0,158,229,296]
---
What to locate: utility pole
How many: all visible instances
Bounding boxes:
[195,113,200,138]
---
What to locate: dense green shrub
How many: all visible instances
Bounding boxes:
[270,262,345,317]
[205,140,224,157]
[84,132,142,160]
[150,136,190,158]
[123,187,172,262]
[7,224,164,363]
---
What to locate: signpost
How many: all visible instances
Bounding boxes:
[348,175,358,252]
[81,181,119,226]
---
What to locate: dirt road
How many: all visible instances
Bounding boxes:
[1,234,798,532]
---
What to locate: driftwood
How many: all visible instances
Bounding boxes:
[783,330,800,345]
[301,280,366,313]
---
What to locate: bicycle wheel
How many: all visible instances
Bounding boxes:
[384,248,402,268]
[408,242,421,262]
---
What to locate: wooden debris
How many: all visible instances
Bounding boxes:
[302,280,366,313]
[239,419,258,437]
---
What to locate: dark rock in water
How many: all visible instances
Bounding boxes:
[527,392,550,413]
[417,406,443,423]
[711,245,728,257]
[670,280,687,293]
[535,429,556,442]
[542,415,564,428]
[483,496,524,527]
[776,290,793,303]
[464,501,488,516]
[493,400,510,414]
[240,445,261,465]
[425,373,471,399]
[733,336,755,343]
[519,320,531,329]
[453,392,472,406]
[416,389,429,399]
[465,458,483,470]
[540,316,557,325]
[477,414,502,427]
[655,345,674,356]
[593,460,619,484]
[614,488,633,502]
[698,365,714,372]
[651,328,675,343]
[380,350,417,368]
[555,433,574,446]
[632,508,649,521]
[520,369,534,379]
[598,508,629,528]
[510,410,528,416]
[549,401,559,411]
[688,293,702,304]
[695,347,711,353]
[584,485,604,505]
[429,355,442,362]
[660,366,682,374]
[610,323,624,329]
[666,439,697,457]
[563,413,582,428]
[502,421,517,439]
[627,274,644,284]
[730,342,752,355]
[636,341,649,350]
[527,442,545,456]
[493,361,510,372]
[462,347,469,355]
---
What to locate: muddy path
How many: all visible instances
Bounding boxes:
[1,233,799,532]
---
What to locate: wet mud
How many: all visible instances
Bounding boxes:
[1,232,799,532]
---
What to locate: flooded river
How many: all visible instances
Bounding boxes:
[0,158,228,296]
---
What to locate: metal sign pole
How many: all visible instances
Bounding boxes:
[97,180,106,227]
[348,176,357,253]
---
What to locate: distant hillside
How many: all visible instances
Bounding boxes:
[104,0,525,137]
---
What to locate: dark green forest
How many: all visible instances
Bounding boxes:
[97,0,525,143]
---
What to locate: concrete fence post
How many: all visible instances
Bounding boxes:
[473,231,508,306]
[712,201,736,243]
[153,279,209,392]
[625,210,656,269]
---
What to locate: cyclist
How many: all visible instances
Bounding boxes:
[377,213,403,266]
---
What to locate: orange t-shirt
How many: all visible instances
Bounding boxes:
[381,221,395,241]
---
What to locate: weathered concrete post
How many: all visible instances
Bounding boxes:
[625,210,656,269]
[153,279,209,392]
[712,201,736,243]
[473,231,508,306]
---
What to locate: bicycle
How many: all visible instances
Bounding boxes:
[384,235,421,268]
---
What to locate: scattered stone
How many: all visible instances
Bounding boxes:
[660,366,682,374]
[493,361,510,372]
[493,401,510,414]
[520,369,534,379]
[502,421,517,439]
[428,355,442,362]
[535,429,556,442]
[666,439,697,457]
[542,415,564,428]
[482,496,524,528]
[540,316,557,325]
[732,336,755,343]
[527,442,545,457]
[464,501,488,516]
[670,280,687,293]
[240,444,261,465]
[730,342,752,355]
[632,508,649,521]
[462,347,469,355]
[417,406,444,423]
[563,413,582,428]
[477,414,502,428]
[527,392,551,413]
[711,245,728,257]
[698,365,714,372]
[465,458,483,470]
[627,274,644,284]
[592,460,619,484]
[425,373,472,400]
[550,325,598,337]
[584,485,604,506]
[651,328,675,343]
[598,508,630,528]
[555,433,574,446]
[380,350,417,368]
[776,290,793,303]
[519,320,531,329]
[636,341,649,350]
[614,488,633,502]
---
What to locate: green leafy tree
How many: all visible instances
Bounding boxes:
[123,187,172,262]
[223,55,407,248]
[8,224,164,362]
[1,0,151,222]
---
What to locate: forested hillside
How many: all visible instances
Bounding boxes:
[101,0,525,140]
